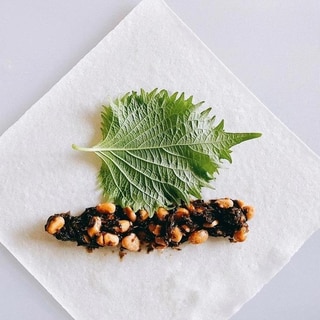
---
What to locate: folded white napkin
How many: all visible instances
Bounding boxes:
[0,0,319,319]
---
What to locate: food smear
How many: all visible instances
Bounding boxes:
[45,198,254,258]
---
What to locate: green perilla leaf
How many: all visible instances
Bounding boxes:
[73,89,261,214]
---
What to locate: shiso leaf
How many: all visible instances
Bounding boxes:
[73,89,261,214]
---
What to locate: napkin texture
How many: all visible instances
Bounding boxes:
[0,0,320,319]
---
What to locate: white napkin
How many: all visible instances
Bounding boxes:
[0,0,319,319]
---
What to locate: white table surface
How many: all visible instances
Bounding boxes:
[1,1,319,319]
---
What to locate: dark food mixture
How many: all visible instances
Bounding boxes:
[45,198,254,256]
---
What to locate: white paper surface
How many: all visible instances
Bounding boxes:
[0,0,320,319]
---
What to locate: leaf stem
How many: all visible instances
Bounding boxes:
[72,144,95,152]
